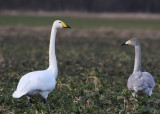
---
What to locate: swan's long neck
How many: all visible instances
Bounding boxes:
[48,26,58,75]
[133,45,141,73]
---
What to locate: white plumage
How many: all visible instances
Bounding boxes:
[12,20,71,103]
[12,70,56,99]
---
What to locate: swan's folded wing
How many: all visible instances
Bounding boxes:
[133,78,148,91]
[16,74,35,93]
[127,74,137,89]
[16,70,55,93]
[142,72,155,88]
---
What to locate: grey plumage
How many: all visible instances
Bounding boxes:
[122,38,155,97]
[127,72,155,97]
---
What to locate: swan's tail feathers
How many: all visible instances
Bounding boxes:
[12,91,27,98]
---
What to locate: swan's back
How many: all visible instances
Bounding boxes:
[141,72,155,88]
[127,72,155,92]
[13,70,56,98]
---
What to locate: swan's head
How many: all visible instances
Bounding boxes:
[121,38,140,46]
[53,20,71,29]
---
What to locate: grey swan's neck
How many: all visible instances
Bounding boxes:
[133,45,141,73]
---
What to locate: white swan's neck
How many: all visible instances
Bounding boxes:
[133,45,141,73]
[48,26,58,76]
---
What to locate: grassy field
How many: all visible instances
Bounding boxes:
[1,15,160,30]
[0,15,160,113]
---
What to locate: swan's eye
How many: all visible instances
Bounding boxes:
[59,22,61,23]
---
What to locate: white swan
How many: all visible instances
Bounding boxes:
[12,20,71,103]
[121,38,155,97]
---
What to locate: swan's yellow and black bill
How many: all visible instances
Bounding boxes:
[61,22,71,28]
[121,40,130,46]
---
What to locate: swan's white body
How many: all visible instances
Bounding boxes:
[12,70,57,99]
[122,38,155,97]
[12,20,71,102]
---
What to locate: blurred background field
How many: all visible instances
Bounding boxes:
[1,0,160,113]
[1,14,160,30]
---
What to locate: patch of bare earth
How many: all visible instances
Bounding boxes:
[0,27,160,39]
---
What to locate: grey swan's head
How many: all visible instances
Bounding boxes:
[121,38,140,47]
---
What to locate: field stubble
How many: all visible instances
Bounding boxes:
[0,27,160,113]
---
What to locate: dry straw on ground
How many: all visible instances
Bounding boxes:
[0,27,160,39]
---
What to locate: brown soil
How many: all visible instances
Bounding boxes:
[0,27,159,39]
